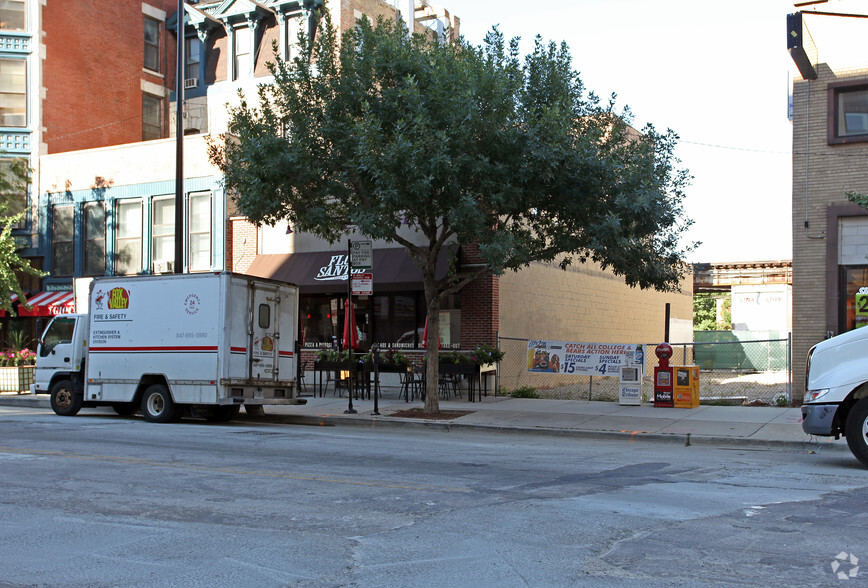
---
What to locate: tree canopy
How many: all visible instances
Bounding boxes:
[210,10,694,411]
[0,158,41,317]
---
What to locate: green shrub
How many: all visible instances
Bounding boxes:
[509,386,540,399]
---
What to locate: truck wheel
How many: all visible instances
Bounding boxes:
[206,405,240,422]
[845,398,868,467]
[113,402,137,416]
[141,385,179,423]
[50,379,82,417]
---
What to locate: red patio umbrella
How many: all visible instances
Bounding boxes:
[342,299,359,350]
[422,316,441,349]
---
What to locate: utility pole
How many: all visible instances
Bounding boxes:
[174,0,185,274]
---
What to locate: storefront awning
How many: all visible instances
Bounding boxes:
[17,291,75,317]
[246,247,453,294]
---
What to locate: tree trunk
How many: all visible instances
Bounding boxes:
[422,273,441,413]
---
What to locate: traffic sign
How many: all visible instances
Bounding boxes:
[352,272,373,295]
[350,240,373,269]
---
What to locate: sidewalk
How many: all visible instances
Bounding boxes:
[0,391,848,453]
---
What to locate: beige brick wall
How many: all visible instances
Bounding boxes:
[499,260,693,345]
[792,65,868,397]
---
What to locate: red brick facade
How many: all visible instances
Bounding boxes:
[458,245,498,349]
[42,0,177,153]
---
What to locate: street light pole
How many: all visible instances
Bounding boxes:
[174,0,185,274]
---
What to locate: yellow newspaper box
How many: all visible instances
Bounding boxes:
[673,365,700,408]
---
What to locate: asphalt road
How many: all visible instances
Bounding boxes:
[1,405,867,587]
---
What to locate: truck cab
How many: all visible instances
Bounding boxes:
[803,325,868,466]
[31,313,87,413]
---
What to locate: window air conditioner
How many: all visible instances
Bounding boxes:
[153,260,173,274]
[184,78,199,89]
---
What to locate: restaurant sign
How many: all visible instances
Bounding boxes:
[527,339,645,376]
[315,255,368,282]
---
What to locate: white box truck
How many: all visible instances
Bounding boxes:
[32,272,306,422]
[803,326,868,465]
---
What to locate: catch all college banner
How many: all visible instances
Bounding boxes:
[527,340,645,376]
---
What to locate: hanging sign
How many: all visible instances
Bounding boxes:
[527,340,645,376]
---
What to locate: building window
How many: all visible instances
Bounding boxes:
[188,192,211,271]
[116,199,142,275]
[185,37,201,83]
[828,80,868,144]
[151,196,174,271]
[285,15,301,62]
[840,266,868,332]
[144,16,160,72]
[84,202,105,276]
[234,26,251,80]
[0,0,25,31]
[142,94,162,140]
[0,158,26,229]
[52,206,73,277]
[0,59,25,127]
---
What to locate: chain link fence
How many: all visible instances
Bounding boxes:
[496,336,792,406]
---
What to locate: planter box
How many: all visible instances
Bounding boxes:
[0,365,34,393]
[438,363,479,375]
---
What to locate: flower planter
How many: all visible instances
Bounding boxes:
[438,363,479,375]
[0,365,35,393]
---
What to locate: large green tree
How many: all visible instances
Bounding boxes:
[0,158,40,316]
[210,11,694,412]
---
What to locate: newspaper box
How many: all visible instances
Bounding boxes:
[618,365,642,406]
[673,365,700,408]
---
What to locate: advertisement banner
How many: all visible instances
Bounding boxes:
[527,340,645,376]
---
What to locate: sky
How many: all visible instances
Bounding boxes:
[453,0,802,263]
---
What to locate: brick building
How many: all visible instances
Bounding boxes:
[788,10,868,400]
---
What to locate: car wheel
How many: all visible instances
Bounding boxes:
[50,379,82,416]
[140,384,178,423]
[845,398,868,467]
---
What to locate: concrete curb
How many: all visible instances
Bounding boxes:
[235,411,848,452]
[1,395,847,454]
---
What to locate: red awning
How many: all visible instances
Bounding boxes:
[0,294,18,318]
[17,291,75,317]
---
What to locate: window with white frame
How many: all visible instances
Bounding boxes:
[116,199,143,275]
[185,36,201,83]
[144,16,160,72]
[285,15,301,62]
[0,158,26,229]
[151,197,174,270]
[188,192,211,271]
[234,25,251,80]
[52,206,74,277]
[0,0,25,31]
[84,202,105,276]
[0,59,26,127]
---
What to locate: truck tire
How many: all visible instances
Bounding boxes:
[141,385,179,423]
[845,398,868,467]
[50,379,82,417]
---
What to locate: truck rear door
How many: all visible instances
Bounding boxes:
[250,285,281,380]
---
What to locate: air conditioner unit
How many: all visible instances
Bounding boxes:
[184,78,199,89]
[153,260,173,274]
